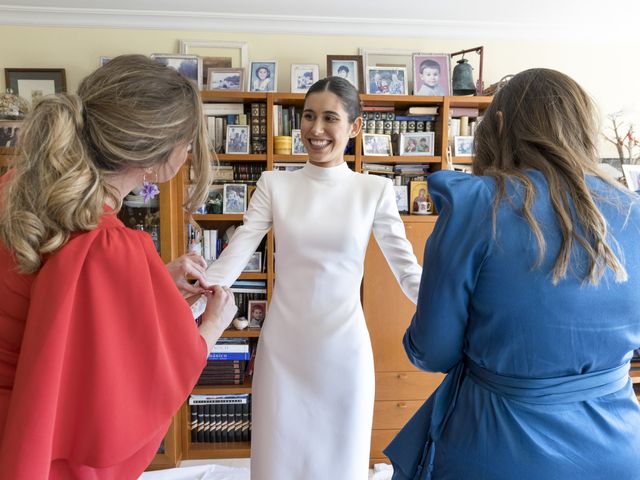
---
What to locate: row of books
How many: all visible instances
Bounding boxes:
[189,394,251,443]
[212,163,265,183]
[449,116,481,139]
[363,118,436,136]
[272,104,302,137]
[202,103,267,155]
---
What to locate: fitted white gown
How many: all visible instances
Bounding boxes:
[203,162,421,480]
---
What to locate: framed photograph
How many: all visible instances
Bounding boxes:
[243,251,263,273]
[400,132,435,156]
[248,299,267,329]
[249,61,277,92]
[222,183,247,214]
[291,64,319,93]
[0,120,21,147]
[409,180,432,215]
[5,68,66,107]
[208,67,244,90]
[225,125,250,154]
[413,53,452,96]
[365,66,407,95]
[622,164,640,191]
[362,133,393,156]
[291,129,307,155]
[359,47,415,92]
[453,136,474,157]
[393,185,409,213]
[326,55,364,92]
[179,40,249,88]
[150,54,202,88]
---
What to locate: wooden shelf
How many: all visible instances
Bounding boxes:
[221,328,261,338]
[401,214,438,223]
[361,155,441,164]
[360,94,442,106]
[192,375,253,395]
[216,154,267,162]
[450,156,474,164]
[186,441,251,459]
[446,95,493,108]
[193,213,244,221]
[201,91,267,102]
[238,272,267,280]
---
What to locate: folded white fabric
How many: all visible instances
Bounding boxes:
[139,464,249,480]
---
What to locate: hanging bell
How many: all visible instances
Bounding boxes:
[452,58,476,96]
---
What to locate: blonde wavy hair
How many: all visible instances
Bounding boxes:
[0,54,213,273]
[473,68,627,285]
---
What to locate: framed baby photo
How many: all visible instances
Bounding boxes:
[622,164,640,192]
[399,132,435,156]
[249,61,277,92]
[243,251,263,272]
[412,53,451,96]
[409,180,432,215]
[362,133,393,156]
[208,67,244,91]
[5,68,66,108]
[453,135,474,157]
[291,64,319,93]
[326,55,364,92]
[291,129,307,155]
[222,183,247,214]
[248,299,267,329]
[225,125,250,154]
[151,54,202,89]
[365,66,407,95]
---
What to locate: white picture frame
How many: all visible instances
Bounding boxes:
[362,133,393,156]
[150,53,202,89]
[291,129,307,155]
[412,53,452,96]
[622,164,640,191]
[365,66,407,95]
[225,125,250,154]
[243,251,263,272]
[222,184,247,214]
[453,136,474,157]
[399,132,435,156]
[179,39,249,88]
[249,61,277,92]
[290,64,320,93]
[359,47,415,93]
[393,185,409,213]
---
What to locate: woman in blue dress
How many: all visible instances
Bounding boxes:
[386,68,640,479]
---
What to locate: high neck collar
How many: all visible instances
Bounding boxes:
[302,161,350,180]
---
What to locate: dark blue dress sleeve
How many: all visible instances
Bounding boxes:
[404,170,494,373]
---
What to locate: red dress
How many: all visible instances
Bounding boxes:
[0,207,207,479]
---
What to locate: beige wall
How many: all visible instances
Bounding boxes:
[1,25,638,157]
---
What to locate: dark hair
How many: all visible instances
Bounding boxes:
[419,59,441,74]
[256,66,271,78]
[338,65,349,74]
[304,76,362,123]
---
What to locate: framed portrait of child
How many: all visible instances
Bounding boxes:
[412,53,451,96]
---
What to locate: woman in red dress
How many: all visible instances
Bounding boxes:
[0,55,236,479]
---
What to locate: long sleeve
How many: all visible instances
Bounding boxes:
[372,178,422,304]
[403,171,493,373]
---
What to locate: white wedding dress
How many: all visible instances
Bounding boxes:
[203,162,421,480]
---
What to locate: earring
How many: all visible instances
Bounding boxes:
[141,167,160,203]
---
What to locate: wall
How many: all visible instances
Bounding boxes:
[1,25,638,157]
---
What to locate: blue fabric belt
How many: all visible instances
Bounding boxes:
[414,358,630,480]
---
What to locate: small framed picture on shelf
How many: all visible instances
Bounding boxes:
[412,53,451,96]
[453,136,474,157]
[409,180,432,215]
[0,120,22,147]
[207,67,244,91]
[225,125,250,154]
[362,133,393,156]
[393,185,409,213]
[5,68,66,108]
[150,54,202,88]
[248,299,267,329]
[399,132,435,156]
[243,251,263,272]
[290,64,319,93]
[326,55,364,92]
[365,66,407,95]
[291,129,307,155]
[622,164,640,192]
[249,61,277,92]
[222,183,247,214]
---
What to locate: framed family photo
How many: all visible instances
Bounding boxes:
[225,125,250,154]
[248,300,267,328]
[151,54,202,88]
[291,64,319,93]
[453,136,474,156]
[222,184,247,214]
[243,251,263,272]
[622,164,640,191]
[249,61,277,92]
[326,55,364,92]
[5,68,66,107]
[365,66,407,95]
[413,53,451,96]
[399,132,435,156]
[208,67,244,90]
[291,129,307,155]
[362,133,393,156]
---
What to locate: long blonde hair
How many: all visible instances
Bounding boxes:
[473,68,627,285]
[0,54,212,273]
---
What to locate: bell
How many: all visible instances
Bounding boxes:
[452,58,476,96]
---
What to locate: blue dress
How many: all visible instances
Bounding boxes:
[385,170,640,480]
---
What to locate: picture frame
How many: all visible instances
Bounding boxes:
[359,47,415,92]
[4,68,66,107]
[225,125,250,154]
[207,67,244,91]
[150,54,202,88]
[222,183,247,214]
[247,299,267,329]
[291,129,307,155]
[362,133,393,156]
[622,164,640,192]
[290,64,320,93]
[249,61,277,92]
[399,132,435,156]
[412,53,452,96]
[326,55,364,92]
[409,180,432,215]
[365,66,407,95]
[453,135,474,157]
[393,185,409,213]
[179,39,249,88]
[243,251,263,273]
[0,120,22,147]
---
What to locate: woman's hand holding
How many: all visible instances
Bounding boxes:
[166,252,208,299]
[198,285,238,352]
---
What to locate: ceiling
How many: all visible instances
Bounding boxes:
[1,0,637,40]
